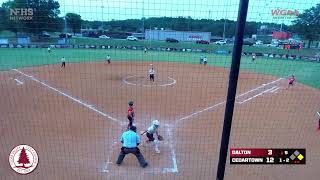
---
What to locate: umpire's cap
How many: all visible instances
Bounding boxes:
[128,100,134,106]
[129,125,137,132]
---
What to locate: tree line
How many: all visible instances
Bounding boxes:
[0,0,319,46]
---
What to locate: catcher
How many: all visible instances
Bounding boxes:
[127,100,135,129]
[141,120,163,154]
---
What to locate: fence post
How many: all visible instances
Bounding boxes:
[216,0,250,179]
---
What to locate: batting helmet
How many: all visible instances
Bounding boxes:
[128,100,134,106]
[152,120,160,126]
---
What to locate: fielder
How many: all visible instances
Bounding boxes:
[127,101,135,129]
[203,57,207,66]
[141,120,163,154]
[144,47,147,53]
[106,54,111,64]
[47,46,51,53]
[287,75,296,89]
[252,53,256,62]
[149,64,155,82]
[60,57,66,68]
[200,55,204,64]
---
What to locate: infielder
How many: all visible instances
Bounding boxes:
[106,54,111,64]
[141,120,163,154]
[127,101,135,129]
[200,55,204,64]
[203,57,207,66]
[60,57,66,68]
[149,64,155,82]
[252,53,256,62]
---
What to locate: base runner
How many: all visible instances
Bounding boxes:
[287,75,296,89]
[317,111,320,130]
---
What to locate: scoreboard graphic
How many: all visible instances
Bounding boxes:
[230,148,306,164]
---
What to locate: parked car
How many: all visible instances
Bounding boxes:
[59,33,72,38]
[215,40,227,45]
[255,40,263,45]
[99,35,110,39]
[39,31,50,38]
[166,38,179,43]
[126,36,138,41]
[243,40,254,46]
[196,40,210,44]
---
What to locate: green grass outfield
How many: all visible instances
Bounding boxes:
[0,48,319,89]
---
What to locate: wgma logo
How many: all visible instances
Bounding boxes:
[10,8,33,21]
[271,9,299,19]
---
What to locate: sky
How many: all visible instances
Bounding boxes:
[1,0,318,24]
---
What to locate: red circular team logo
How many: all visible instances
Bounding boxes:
[9,145,38,174]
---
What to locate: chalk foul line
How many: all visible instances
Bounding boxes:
[175,78,283,124]
[162,124,178,173]
[12,69,120,124]
[236,86,278,104]
[14,78,24,85]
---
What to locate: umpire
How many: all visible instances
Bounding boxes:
[116,125,148,168]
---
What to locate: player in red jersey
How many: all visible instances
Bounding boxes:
[127,100,135,129]
[287,75,296,89]
[317,112,320,130]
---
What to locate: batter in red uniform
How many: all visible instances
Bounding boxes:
[287,75,296,89]
[127,101,135,129]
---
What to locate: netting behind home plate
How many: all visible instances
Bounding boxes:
[0,0,319,179]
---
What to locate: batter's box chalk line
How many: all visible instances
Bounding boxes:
[102,123,178,174]
[122,75,176,87]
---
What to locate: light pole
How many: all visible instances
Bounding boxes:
[222,1,228,40]
[101,5,104,30]
[142,0,145,33]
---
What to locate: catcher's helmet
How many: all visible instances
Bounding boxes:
[152,120,160,126]
[128,100,134,106]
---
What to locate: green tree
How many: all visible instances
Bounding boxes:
[292,3,320,48]
[65,13,82,35]
[0,7,7,31]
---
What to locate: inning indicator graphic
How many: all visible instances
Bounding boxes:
[230,148,306,164]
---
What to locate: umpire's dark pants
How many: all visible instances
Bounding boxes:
[116,147,148,167]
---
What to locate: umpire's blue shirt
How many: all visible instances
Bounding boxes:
[121,130,140,148]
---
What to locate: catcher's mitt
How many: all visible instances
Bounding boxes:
[157,135,164,141]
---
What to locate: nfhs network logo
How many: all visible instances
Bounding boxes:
[10,8,33,21]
